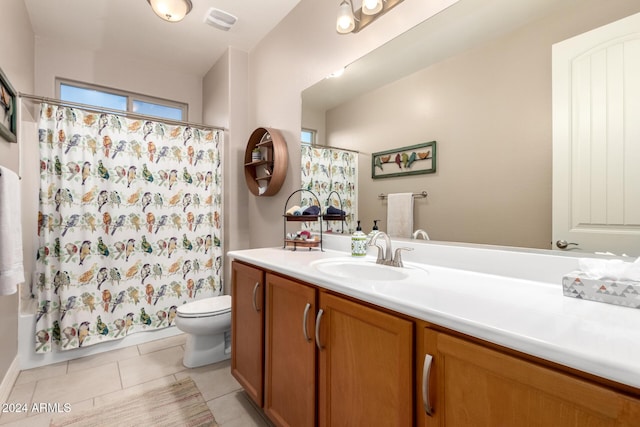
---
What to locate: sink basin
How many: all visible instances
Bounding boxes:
[310,258,425,282]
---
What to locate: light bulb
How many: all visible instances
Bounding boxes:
[336,0,355,33]
[362,0,383,15]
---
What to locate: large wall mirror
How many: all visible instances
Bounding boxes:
[302,0,640,255]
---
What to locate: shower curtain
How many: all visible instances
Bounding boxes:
[34,103,223,353]
[301,145,357,233]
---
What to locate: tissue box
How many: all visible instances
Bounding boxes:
[562,273,640,309]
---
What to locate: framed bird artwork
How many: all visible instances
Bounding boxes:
[371,141,436,179]
[0,66,17,143]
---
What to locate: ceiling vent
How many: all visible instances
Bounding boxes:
[203,7,237,31]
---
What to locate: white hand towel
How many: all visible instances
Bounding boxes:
[386,193,413,238]
[0,166,24,295]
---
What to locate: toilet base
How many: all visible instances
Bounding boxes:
[182,330,231,368]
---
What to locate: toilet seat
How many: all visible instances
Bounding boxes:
[177,295,232,319]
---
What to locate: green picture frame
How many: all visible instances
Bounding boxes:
[371,141,436,179]
[0,67,17,143]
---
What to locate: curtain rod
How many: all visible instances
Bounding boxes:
[18,92,225,132]
[303,142,359,154]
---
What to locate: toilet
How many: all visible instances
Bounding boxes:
[175,294,232,368]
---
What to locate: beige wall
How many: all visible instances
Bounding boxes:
[0,0,35,388]
[203,48,250,293]
[250,0,640,250]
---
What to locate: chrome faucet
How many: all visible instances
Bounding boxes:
[368,231,393,265]
[367,231,413,267]
[412,229,430,240]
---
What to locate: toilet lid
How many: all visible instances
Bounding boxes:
[177,295,232,317]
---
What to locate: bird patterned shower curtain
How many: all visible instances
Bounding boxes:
[34,103,223,353]
[301,145,357,233]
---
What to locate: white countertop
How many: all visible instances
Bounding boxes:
[228,242,640,390]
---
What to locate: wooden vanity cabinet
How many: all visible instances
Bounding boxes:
[418,327,640,427]
[233,260,640,427]
[231,261,265,407]
[264,273,317,427]
[262,271,414,427]
[317,292,414,427]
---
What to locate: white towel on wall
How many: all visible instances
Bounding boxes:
[386,193,414,238]
[0,166,24,295]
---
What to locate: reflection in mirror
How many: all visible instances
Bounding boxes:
[301,0,640,255]
[300,144,358,234]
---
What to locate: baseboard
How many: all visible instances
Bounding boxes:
[0,357,21,404]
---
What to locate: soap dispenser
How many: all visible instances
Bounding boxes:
[367,220,379,239]
[351,220,367,257]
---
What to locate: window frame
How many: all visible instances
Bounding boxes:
[301,128,317,145]
[56,78,188,121]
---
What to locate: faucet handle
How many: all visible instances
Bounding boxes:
[392,247,414,267]
[372,243,385,263]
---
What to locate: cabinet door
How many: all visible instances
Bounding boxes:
[317,292,413,427]
[231,261,265,407]
[265,273,317,427]
[420,328,640,426]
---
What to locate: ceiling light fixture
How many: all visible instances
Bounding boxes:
[337,0,404,34]
[147,0,193,23]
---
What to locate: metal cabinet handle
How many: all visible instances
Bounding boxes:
[315,309,324,350]
[302,303,312,342]
[422,354,434,416]
[251,282,260,312]
[556,240,579,249]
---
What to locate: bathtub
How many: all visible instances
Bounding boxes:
[18,295,183,370]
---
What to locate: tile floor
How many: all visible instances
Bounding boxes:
[0,334,271,426]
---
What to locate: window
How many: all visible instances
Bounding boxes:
[57,79,187,121]
[132,100,183,121]
[301,128,316,145]
[59,84,127,111]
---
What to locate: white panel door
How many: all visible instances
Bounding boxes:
[552,12,640,256]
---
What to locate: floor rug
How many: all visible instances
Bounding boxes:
[50,377,218,427]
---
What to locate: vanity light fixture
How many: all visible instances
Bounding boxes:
[337,0,405,34]
[147,0,193,23]
[336,0,356,34]
[362,0,383,15]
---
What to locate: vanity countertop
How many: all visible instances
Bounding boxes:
[227,246,640,391]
